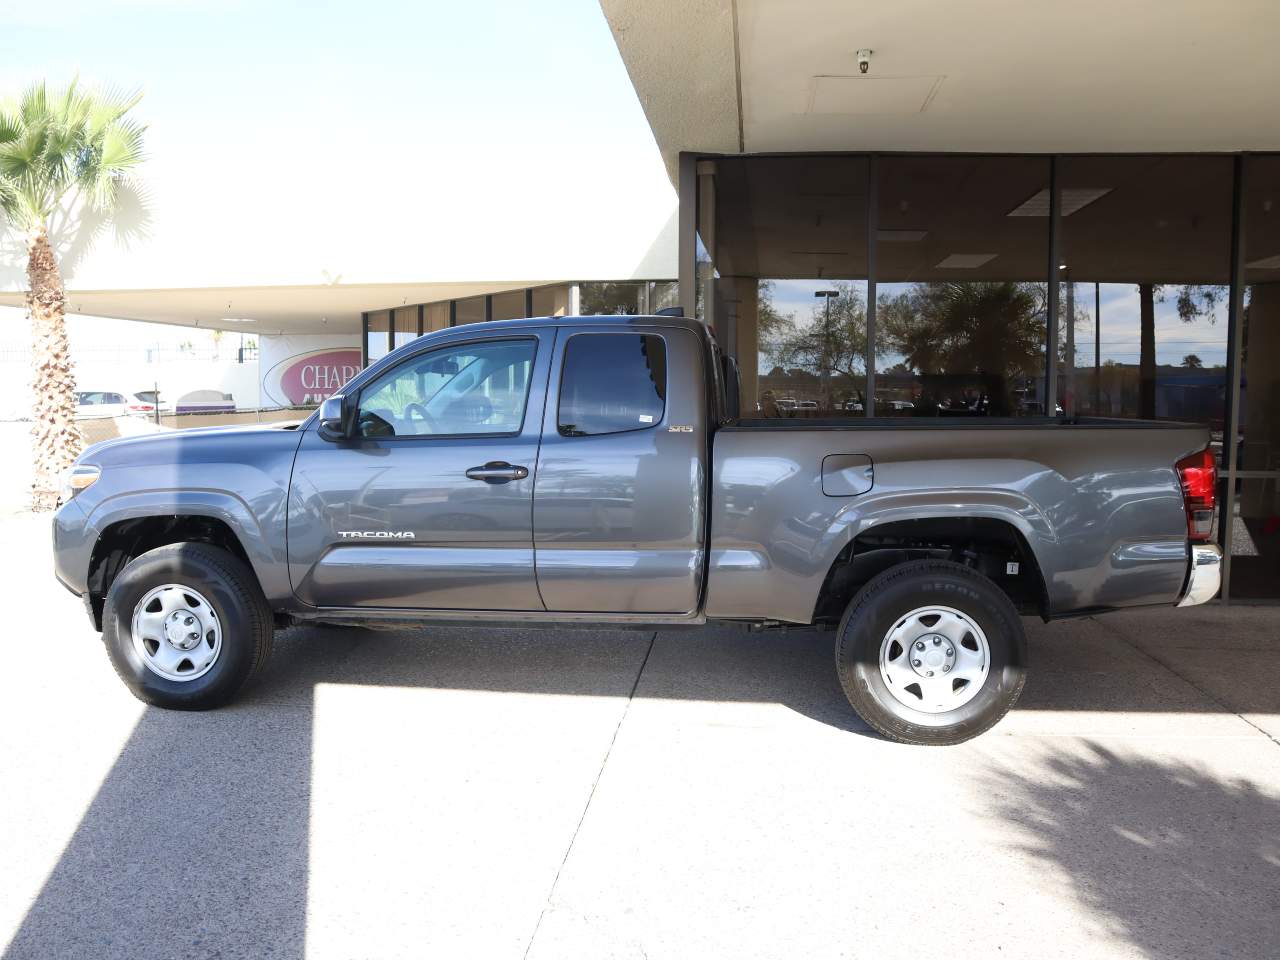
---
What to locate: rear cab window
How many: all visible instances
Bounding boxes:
[557,333,667,437]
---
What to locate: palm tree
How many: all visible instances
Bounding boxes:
[0,80,145,510]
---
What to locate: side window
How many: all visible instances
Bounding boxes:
[558,333,667,437]
[355,338,537,438]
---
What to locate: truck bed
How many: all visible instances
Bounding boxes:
[706,416,1209,623]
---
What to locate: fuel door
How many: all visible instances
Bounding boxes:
[821,454,873,497]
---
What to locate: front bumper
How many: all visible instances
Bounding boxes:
[1178,543,1223,607]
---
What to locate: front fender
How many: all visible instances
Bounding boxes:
[81,485,292,604]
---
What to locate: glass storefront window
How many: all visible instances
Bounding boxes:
[649,280,679,313]
[532,284,571,317]
[424,302,449,333]
[366,310,391,363]
[393,306,417,349]
[1228,155,1280,598]
[579,281,647,315]
[709,155,870,418]
[491,290,526,321]
[874,156,1051,417]
[1058,156,1231,425]
[454,296,485,325]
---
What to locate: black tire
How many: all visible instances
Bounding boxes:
[835,560,1027,745]
[102,542,273,710]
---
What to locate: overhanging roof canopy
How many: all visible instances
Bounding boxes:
[0,281,545,335]
[602,0,1280,183]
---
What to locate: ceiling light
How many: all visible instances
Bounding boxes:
[878,229,927,242]
[936,253,997,268]
[220,317,255,323]
[1008,187,1112,217]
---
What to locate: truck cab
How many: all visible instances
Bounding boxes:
[289,319,708,616]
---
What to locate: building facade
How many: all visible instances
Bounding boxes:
[361,280,678,365]
[600,0,1280,601]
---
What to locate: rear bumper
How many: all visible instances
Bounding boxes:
[1178,543,1222,607]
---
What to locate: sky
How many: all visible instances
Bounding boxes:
[0,0,673,349]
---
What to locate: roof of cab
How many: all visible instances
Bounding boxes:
[440,313,708,334]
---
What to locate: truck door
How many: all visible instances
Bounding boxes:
[287,331,550,610]
[533,326,707,613]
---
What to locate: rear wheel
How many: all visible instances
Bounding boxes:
[102,542,273,709]
[835,560,1027,745]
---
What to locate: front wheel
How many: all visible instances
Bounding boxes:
[102,542,273,710]
[835,560,1027,745]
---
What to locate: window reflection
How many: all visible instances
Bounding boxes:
[1058,156,1231,426]
[757,279,870,417]
[874,155,1051,417]
[707,155,870,418]
[365,310,391,363]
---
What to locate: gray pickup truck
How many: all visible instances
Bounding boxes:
[52,314,1222,744]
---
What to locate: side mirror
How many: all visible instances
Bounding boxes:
[317,394,352,442]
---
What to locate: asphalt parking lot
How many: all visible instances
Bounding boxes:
[1,510,1278,960]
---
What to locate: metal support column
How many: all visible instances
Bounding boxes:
[1045,157,1061,414]
[678,153,697,320]
[698,159,718,335]
[360,311,369,368]
[865,154,878,417]
[1219,154,1249,603]
[1094,282,1101,413]
[416,303,424,338]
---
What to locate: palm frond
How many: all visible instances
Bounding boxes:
[86,85,143,136]
[19,81,49,125]
[0,108,20,145]
[0,78,146,230]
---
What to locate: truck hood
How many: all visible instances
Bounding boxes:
[78,421,306,468]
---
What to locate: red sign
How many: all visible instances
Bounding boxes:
[264,348,362,406]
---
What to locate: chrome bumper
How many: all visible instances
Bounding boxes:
[1178,543,1223,607]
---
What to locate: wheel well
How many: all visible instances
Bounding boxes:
[85,515,253,630]
[812,517,1048,624]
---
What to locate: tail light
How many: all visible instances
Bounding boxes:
[128,403,155,414]
[1175,447,1217,542]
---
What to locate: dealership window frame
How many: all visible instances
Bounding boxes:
[682,150,1275,603]
[359,281,677,369]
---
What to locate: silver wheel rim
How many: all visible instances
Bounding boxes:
[878,605,990,715]
[130,583,223,682]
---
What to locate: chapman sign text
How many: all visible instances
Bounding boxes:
[263,347,362,407]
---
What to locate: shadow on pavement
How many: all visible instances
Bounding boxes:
[9,623,865,959]
[992,742,1280,960]
[5,619,1277,959]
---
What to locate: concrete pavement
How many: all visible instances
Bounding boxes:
[0,510,1277,960]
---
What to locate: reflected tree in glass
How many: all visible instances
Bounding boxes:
[768,280,870,411]
[880,281,1046,416]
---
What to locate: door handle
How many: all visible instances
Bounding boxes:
[465,461,529,483]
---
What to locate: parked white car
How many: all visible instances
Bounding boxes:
[76,391,137,419]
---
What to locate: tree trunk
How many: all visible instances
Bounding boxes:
[1138,283,1156,419]
[27,226,81,512]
